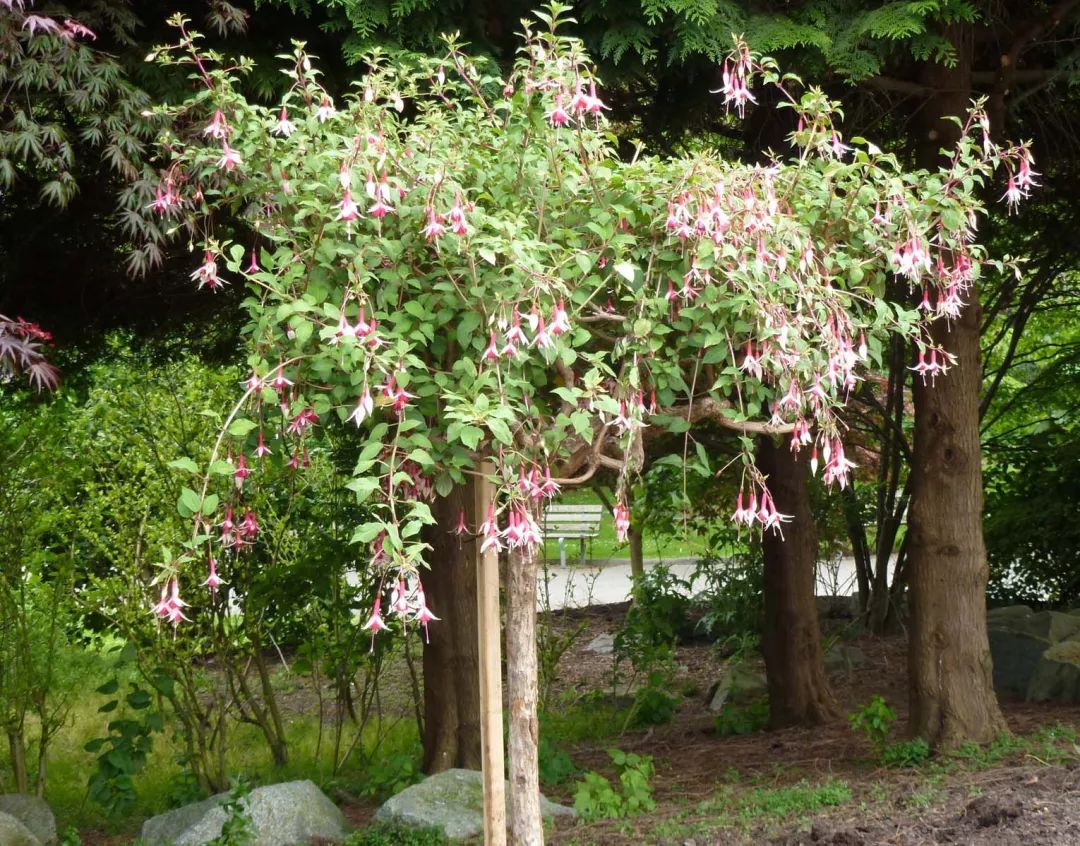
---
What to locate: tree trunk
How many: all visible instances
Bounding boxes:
[628,524,645,581]
[507,539,543,845]
[907,22,1006,748]
[840,482,871,614]
[758,438,839,728]
[421,482,482,773]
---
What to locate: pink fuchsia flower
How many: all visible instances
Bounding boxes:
[447,196,470,236]
[316,96,334,122]
[547,93,571,127]
[272,107,296,137]
[390,579,411,616]
[821,438,857,489]
[338,188,360,222]
[246,250,260,274]
[151,180,180,215]
[203,558,225,592]
[739,341,763,380]
[240,509,259,539]
[614,502,631,543]
[421,208,447,241]
[531,313,554,351]
[243,370,262,392]
[347,387,374,426]
[287,407,319,434]
[1015,151,1039,192]
[712,45,757,117]
[362,595,387,648]
[549,300,571,337]
[191,252,223,291]
[217,142,242,172]
[368,199,394,219]
[539,466,560,499]
[270,367,293,393]
[254,431,272,458]
[1001,176,1023,214]
[203,109,229,139]
[234,452,250,485]
[453,509,469,536]
[154,579,190,625]
[380,375,415,412]
[414,586,440,643]
[810,445,819,476]
[891,236,931,282]
[479,501,503,554]
[482,331,501,364]
[731,490,755,526]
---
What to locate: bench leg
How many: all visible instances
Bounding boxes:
[559,537,566,568]
[579,538,586,567]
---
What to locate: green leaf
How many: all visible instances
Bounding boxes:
[201,494,219,516]
[488,418,512,446]
[167,457,199,474]
[227,418,257,437]
[179,487,201,516]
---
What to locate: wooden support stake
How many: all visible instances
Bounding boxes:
[475,462,507,846]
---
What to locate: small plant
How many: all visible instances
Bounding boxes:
[59,827,82,846]
[848,695,896,753]
[360,750,423,800]
[628,672,680,728]
[538,734,576,787]
[573,748,656,822]
[344,822,448,846]
[882,738,931,768]
[714,700,769,736]
[208,780,256,846]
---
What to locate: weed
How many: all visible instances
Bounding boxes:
[344,821,448,846]
[714,700,769,736]
[572,749,656,822]
[538,734,576,787]
[882,738,931,768]
[207,780,255,846]
[737,779,852,821]
[628,674,680,728]
[848,695,896,752]
[360,750,422,801]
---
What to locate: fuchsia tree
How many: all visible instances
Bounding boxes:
[147,5,1031,841]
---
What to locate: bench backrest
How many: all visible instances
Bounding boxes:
[542,504,604,538]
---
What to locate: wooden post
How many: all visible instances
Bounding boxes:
[474,463,507,846]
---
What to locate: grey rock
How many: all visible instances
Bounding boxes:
[0,797,54,846]
[584,633,615,655]
[815,595,858,620]
[1027,641,1080,703]
[374,768,575,841]
[707,664,767,712]
[986,605,1034,623]
[823,644,869,674]
[989,627,1049,695]
[1004,610,1080,644]
[139,780,349,846]
[0,812,40,846]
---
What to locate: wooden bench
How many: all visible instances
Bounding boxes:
[543,503,604,566]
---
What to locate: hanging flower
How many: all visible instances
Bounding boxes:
[272,107,296,137]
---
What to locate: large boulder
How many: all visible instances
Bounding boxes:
[0,812,40,846]
[989,628,1048,695]
[139,780,349,846]
[823,644,868,675]
[1027,641,1080,703]
[986,605,1034,624]
[0,797,54,846]
[1003,610,1080,644]
[374,768,575,840]
[706,664,767,712]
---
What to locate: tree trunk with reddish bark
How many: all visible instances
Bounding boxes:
[907,23,1006,748]
[507,540,543,845]
[758,437,839,728]
[421,482,482,773]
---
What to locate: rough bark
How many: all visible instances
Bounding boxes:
[907,22,1007,748]
[758,437,840,728]
[507,540,543,845]
[421,482,482,773]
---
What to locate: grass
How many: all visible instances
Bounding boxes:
[540,488,709,562]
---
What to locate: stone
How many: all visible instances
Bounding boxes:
[139,780,349,846]
[0,797,54,846]
[584,633,614,655]
[1003,610,1080,644]
[986,605,1034,623]
[706,664,767,712]
[823,644,869,674]
[1027,641,1080,703]
[0,812,40,846]
[989,628,1048,695]
[374,768,575,840]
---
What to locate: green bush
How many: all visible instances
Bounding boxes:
[882,738,931,768]
[714,700,769,736]
[848,695,896,752]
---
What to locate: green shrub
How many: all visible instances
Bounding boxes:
[882,738,931,768]
[848,695,896,752]
[538,734,576,787]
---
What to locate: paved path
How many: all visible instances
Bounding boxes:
[538,555,861,610]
